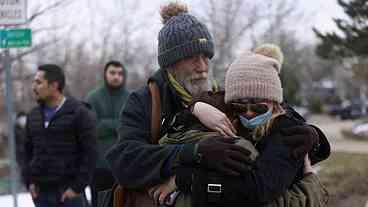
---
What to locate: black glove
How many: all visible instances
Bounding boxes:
[279,125,319,159]
[175,166,193,193]
[308,125,331,165]
[196,136,253,176]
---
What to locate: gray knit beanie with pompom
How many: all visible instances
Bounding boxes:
[158,2,214,68]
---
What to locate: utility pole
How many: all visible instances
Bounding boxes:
[1,1,29,205]
[4,48,18,207]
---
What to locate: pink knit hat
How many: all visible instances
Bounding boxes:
[225,44,284,103]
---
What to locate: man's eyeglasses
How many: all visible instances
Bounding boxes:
[230,102,270,115]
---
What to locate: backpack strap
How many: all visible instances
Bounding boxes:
[148,81,161,144]
[113,185,125,207]
[112,82,161,207]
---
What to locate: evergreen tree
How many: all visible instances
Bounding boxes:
[313,0,368,59]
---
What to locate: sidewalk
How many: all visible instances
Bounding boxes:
[0,187,91,207]
[0,193,34,207]
[308,115,368,154]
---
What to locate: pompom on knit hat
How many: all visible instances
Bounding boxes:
[225,44,284,104]
[158,2,214,68]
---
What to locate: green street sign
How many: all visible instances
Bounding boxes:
[0,30,7,47]
[0,29,32,48]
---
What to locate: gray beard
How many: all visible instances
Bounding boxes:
[182,79,209,97]
[168,68,210,96]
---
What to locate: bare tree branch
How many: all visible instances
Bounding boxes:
[11,39,62,62]
[25,0,74,25]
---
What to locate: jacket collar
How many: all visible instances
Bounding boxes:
[38,96,81,117]
[148,69,186,125]
[149,69,184,105]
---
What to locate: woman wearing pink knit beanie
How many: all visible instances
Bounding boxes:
[223,43,329,163]
[224,44,286,139]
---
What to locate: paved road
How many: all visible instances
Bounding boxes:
[308,115,368,154]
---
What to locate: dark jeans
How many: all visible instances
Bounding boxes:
[32,185,87,207]
[91,168,115,207]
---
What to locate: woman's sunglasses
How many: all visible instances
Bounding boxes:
[230,102,270,115]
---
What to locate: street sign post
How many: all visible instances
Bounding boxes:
[1,3,28,207]
[3,48,18,207]
[0,29,32,48]
[0,0,27,25]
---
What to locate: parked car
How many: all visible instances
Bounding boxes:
[325,104,344,116]
[352,123,368,138]
[339,103,368,120]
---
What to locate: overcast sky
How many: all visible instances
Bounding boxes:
[103,0,345,43]
[29,0,347,49]
[299,0,346,42]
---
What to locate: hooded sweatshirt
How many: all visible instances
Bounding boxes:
[86,65,130,168]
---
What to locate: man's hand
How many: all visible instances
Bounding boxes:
[280,125,319,159]
[29,184,38,199]
[148,176,177,205]
[197,137,252,176]
[192,102,236,137]
[60,188,80,202]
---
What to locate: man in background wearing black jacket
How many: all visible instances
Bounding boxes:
[23,64,97,207]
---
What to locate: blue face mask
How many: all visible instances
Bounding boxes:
[239,108,273,129]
